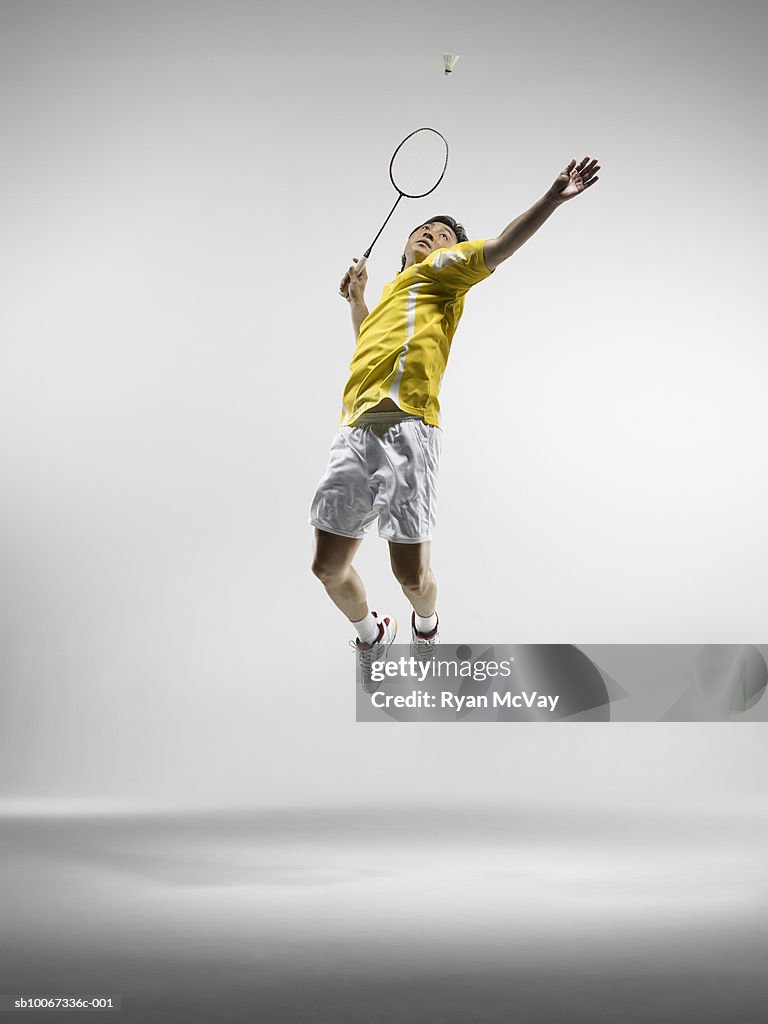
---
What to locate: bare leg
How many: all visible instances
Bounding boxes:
[388,541,437,617]
[311,528,368,622]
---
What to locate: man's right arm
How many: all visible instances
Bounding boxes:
[339,258,369,339]
[349,299,369,338]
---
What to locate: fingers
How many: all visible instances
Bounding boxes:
[339,260,357,291]
[561,156,602,180]
[581,158,600,178]
[339,265,352,299]
[339,258,367,300]
[575,156,600,177]
[340,259,362,283]
[350,262,367,285]
[566,156,601,195]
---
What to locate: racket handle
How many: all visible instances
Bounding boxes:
[339,256,368,298]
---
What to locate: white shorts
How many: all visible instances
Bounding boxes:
[309,412,442,544]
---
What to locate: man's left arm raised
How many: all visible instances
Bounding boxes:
[483,155,600,273]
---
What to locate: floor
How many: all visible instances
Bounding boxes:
[1,803,766,1022]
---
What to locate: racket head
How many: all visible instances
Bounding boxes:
[389,127,449,199]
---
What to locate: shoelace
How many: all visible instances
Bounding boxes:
[349,624,385,661]
[349,638,380,660]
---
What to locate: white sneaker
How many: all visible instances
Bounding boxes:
[410,612,439,662]
[350,612,398,694]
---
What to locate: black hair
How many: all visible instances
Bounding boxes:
[399,215,468,271]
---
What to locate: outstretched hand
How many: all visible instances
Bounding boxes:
[549,156,600,203]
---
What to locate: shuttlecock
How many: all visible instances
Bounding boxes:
[442,53,460,75]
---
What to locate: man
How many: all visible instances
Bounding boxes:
[310,156,600,689]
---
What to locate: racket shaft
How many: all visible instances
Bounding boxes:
[339,191,402,297]
[365,194,402,257]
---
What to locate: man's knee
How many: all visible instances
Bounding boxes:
[311,556,347,588]
[392,563,429,592]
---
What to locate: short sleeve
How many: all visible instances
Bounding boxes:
[426,239,492,294]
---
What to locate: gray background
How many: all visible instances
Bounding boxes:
[1,2,767,1020]
[1,0,766,809]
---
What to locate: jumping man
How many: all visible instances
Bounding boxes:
[309,156,600,689]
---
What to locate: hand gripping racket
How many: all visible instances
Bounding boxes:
[340,127,449,297]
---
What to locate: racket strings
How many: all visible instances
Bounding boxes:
[390,128,448,198]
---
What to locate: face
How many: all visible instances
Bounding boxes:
[405,221,458,263]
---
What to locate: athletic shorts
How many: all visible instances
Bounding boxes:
[309,412,442,544]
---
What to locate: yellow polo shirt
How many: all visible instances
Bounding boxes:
[340,239,492,427]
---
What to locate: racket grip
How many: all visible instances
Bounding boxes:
[339,256,367,298]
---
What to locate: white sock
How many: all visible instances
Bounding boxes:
[352,611,379,645]
[415,611,438,635]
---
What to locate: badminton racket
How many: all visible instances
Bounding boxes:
[340,127,449,297]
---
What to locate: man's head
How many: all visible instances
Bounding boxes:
[400,215,468,272]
